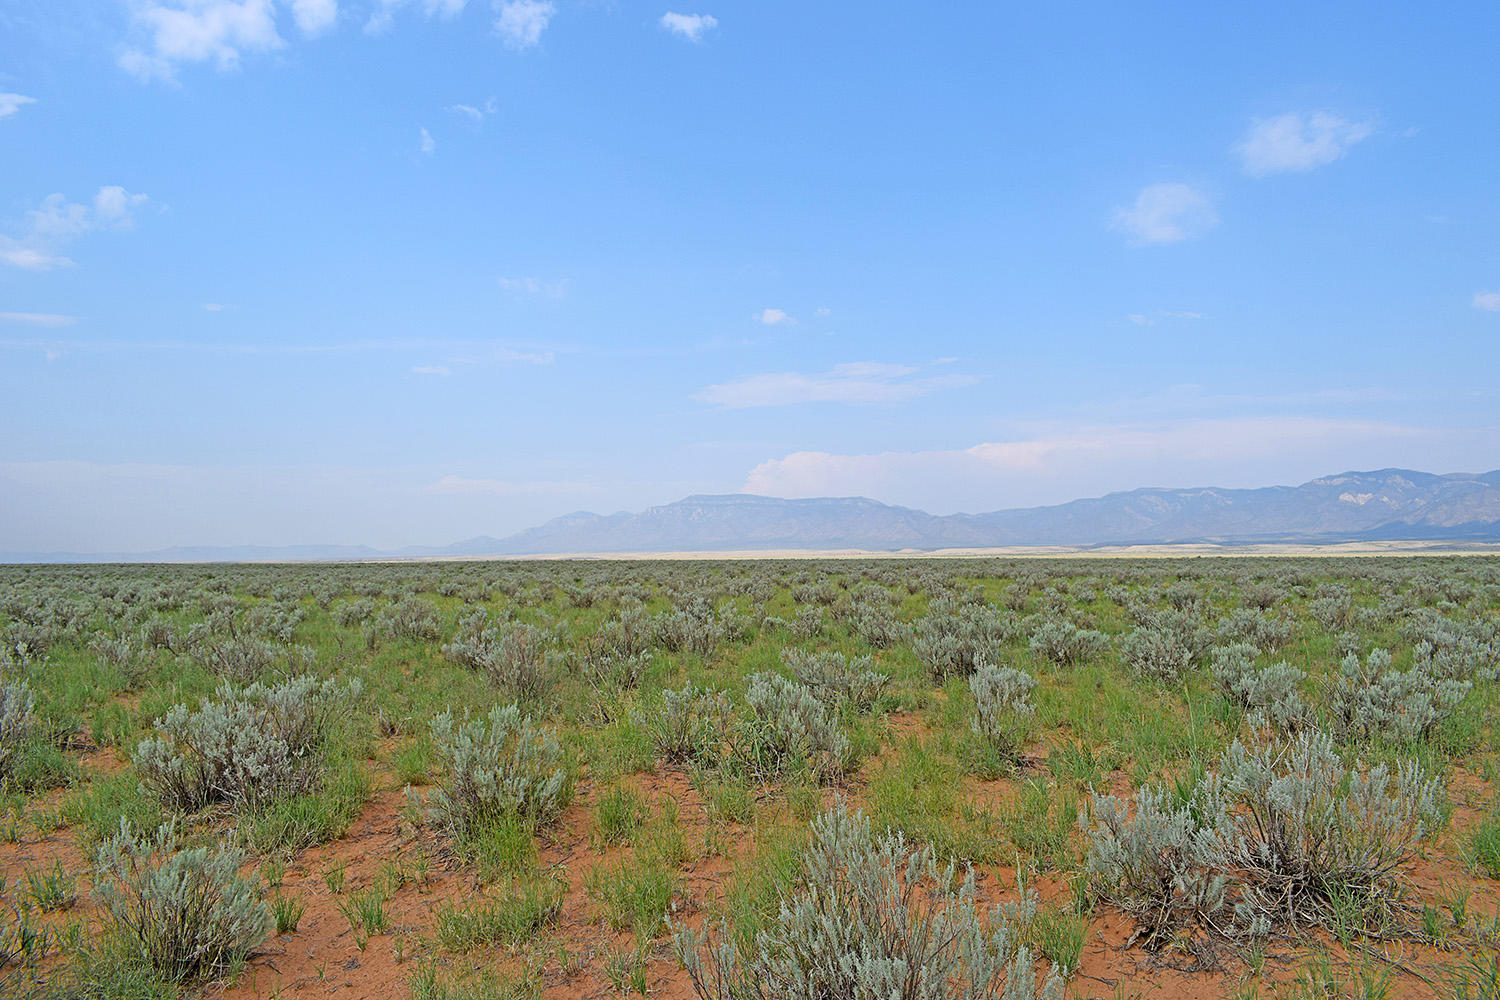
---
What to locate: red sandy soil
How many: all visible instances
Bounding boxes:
[2,729,1497,999]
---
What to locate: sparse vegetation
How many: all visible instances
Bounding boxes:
[0,556,1495,998]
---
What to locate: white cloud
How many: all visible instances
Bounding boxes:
[1111,183,1217,245]
[493,0,553,48]
[660,12,717,41]
[419,126,436,154]
[1473,291,1500,312]
[0,94,36,120]
[741,417,1454,512]
[2,187,149,270]
[813,306,831,317]
[366,0,466,32]
[498,275,566,297]
[92,186,151,227]
[203,303,224,311]
[412,364,452,375]
[758,307,792,325]
[695,361,976,409]
[0,312,76,327]
[119,0,284,80]
[0,244,73,271]
[290,0,337,34]
[1129,309,1205,326]
[1237,111,1375,176]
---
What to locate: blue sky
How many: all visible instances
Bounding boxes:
[2,0,1498,551]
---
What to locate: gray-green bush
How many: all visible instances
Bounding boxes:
[673,802,1063,1000]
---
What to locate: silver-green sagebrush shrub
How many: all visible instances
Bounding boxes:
[738,672,850,781]
[968,659,1036,761]
[1118,609,1212,682]
[442,611,550,698]
[784,649,887,712]
[1216,731,1442,929]
[93,820,270,980]
[1026,616,1109,667]
[673,802,1063,1000]
[1209,643,1311,733]
[913,595,1020,680]
[1215,608,1295,650]
[636,683,731,763]
[426,703,569,840]
[654,598,730,656]
[1081,784,1232,948]
[0,671,36,783]
[1328,648,1470,742]
[1082,731,1443,945]
[373,595,442,642]
[133,675,360,813]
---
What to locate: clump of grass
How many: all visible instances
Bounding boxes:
[25,859,78,911]
[337,887,391,942]
[434,877,564,951]
[1464,809,1500,879]
[273,894,305,934]
[595,786,647,845]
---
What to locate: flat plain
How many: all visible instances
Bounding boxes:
[0,557,1497,999]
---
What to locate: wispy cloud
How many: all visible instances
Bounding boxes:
[366,0,467,34]
[498,275,566,297]
[412,364,452,375]
[424,474,597,497]
[1473,291,1500,312]
[419,126,435,154]
[0,312,76,328]
[1128,309,1206,326]
[1111,184,1216,245]
[2,186,150,270]
[694,361,976,409]
[757,307,792,325]
[660,12,717,41]
[742,417,1467,512]
[203,303,224,311]
[493,0,553,49]
[1237,111,1375,176]
[0,93,36,120]
[448,97,498,121]
[1,336,559,364]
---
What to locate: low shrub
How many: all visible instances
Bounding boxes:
[968,659,1036,762]
[92,820,270,981]
[133,675,360,813]
[1027,616,1110,667]
[636,684,731,764]
[1118,609,1211,683]
[912,595,1019,680]
[1209,643,1311,733]
[0,673,36,784]
[673,801,1063,1000]
[1082,731,1443,945]
[425,703,569,844]
[783,649,887,712]
[735,673,849,782]
[1328,648,1470,743]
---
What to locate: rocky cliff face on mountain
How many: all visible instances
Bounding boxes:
[469,468,1500,554]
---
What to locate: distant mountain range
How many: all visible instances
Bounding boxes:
[6,468,1500,563]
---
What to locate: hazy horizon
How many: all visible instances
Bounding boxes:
[4,1,1499,551]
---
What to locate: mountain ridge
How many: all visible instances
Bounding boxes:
[5,468,1500,563]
